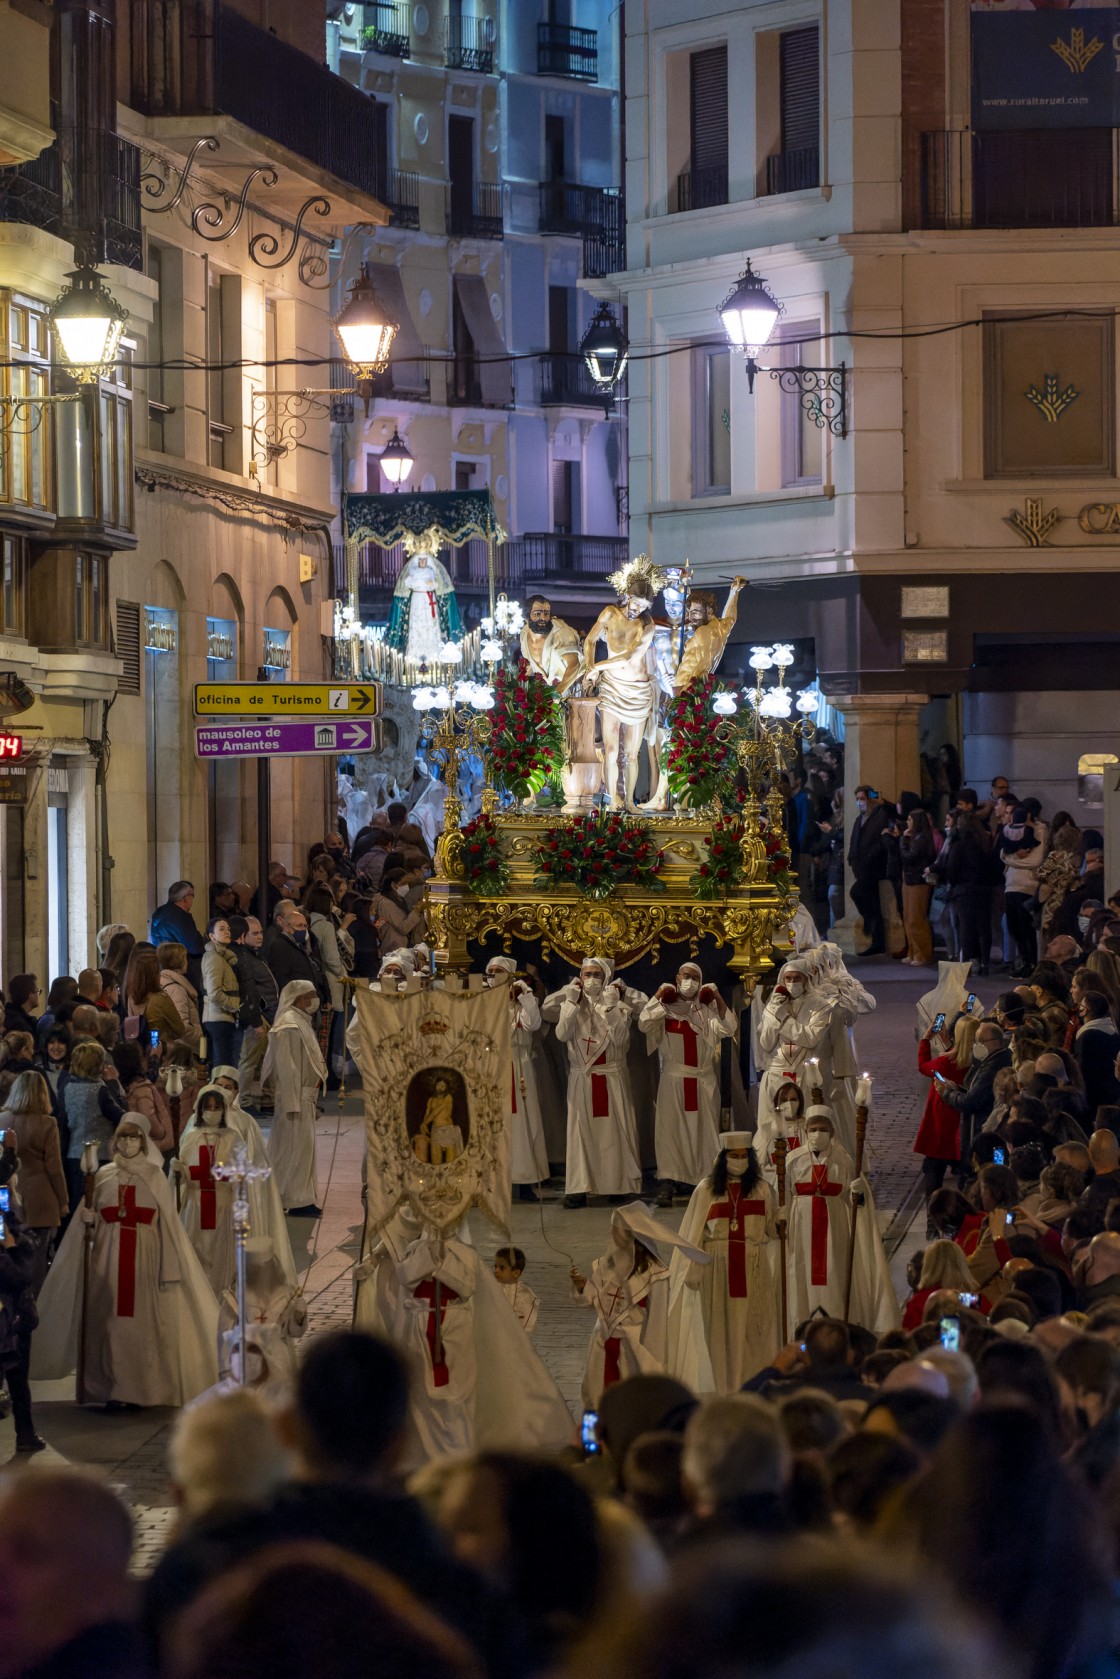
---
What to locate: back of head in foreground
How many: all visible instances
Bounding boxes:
[600,1537,1003,1679]
[286,1330,410,1480]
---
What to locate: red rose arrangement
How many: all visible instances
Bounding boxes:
[458,813,510,897]
[761,817,793,898]
[665,674,736,808]
[690,813,746,901]
[487,659,565,801]
[534,809,664,900]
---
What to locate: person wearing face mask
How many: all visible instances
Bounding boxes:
[846,786,891,955]
[934,1022,1013,1167]
[261,980,327,1218]
[343,951,423,1081]
[808,942,876,1156]
[785,1107,899,1334]
[754,1081,807,1192]
[756,959,831,1131]
[202,916,241,1071]
[485,956,548,1198]
[33,1116,218,1404]
[172,1085,241,1298]
[571,1201,708,1407]
[668,1132,780,1393]
[546,956,645,1209]
[639,963,737,1206]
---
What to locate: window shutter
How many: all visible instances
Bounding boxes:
[115,600,141,694]
[779,27,819,154]
[690,45,728,173]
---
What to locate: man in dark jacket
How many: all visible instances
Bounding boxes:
[847,786,890,954]
[261,902,326,1005]
[935,1021,1013,1167]
[1074,994,1120,1121]
[150,881,205,993]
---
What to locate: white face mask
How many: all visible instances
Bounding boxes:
[972,1042,990,1063]
[582,974,604,997]
[725,1153,749,1178]
[1078,916,1092,933]
[678,977,699,999]
[486,970,510,987]
[116,1136,143,1159]
[807,1129,829,1155]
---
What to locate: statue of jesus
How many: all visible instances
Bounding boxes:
[582,556,666,811]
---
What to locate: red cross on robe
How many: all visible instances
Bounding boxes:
[794,1163,844,1285]
[706,1188,767,1296]
[425,591,437,620]
[189,1145,219,1230]
[603,1291,647,1387]
[412,1280,460,1387]
[590,1050,609,1118]
[665,1016,700,1113]
[100,1185,156,1317]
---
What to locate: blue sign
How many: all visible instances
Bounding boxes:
[972,8,1120,131]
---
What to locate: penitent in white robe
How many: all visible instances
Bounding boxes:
[639,994,737,1184]
[175,1125,239,1298]
[181,1098,297,1287]
[32,1158,218,1405]
[576,1251,671,1410]
[756,995,830,1129]
[553,993,642,1197]
[785,1142,899,1335]
[508,990,549,1184]
[669,1172,780,1393]
[262,1000,326,1210]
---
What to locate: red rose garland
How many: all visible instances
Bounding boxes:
[534,810,664,900]
[457,813,510,897]
[666,674,737,808]
[488,660,565,800]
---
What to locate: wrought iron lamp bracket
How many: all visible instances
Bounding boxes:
[249,386,356,487]
[0,392,81,438]
[764,363,848,437]
[140,137,220,216]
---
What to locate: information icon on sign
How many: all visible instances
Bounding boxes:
[314,724,337,750]
[328,689,347,711]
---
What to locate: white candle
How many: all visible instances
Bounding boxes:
[855,1073,873,1108]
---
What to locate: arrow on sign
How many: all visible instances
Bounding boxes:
[343,722,374,749]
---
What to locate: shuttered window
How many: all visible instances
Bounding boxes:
[690,46,728,174]
[116,600,141,694]
[779,27,819,155]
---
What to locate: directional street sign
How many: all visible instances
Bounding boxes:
[194,719,383,760]
[193,682,381,717]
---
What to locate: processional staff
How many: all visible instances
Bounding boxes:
[212,1141,273,1386]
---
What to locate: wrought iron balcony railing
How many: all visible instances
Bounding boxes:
[674,164,728,213]
[445,14,495,73]
[446,179,503,239]
[537,22,598,81]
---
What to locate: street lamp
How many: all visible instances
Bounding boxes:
[718,259,782,391]
[717,257,849,437]
[378,427,414,490]
[47,265,129,384]
[332,263,398,410]
[579,301,629,393]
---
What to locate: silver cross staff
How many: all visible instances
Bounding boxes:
[212,1142,272,1387]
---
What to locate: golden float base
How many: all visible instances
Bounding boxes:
[424,812,794,982]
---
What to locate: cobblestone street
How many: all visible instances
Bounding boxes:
[8,955,981,1569]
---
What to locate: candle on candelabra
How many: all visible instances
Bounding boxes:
[855,1073,873,1110]
[808,1056,823,1105]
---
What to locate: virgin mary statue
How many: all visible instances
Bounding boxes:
[386,534,464,664]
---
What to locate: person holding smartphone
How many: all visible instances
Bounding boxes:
[964,1163,1023,1303]
[915,1015,976,1235]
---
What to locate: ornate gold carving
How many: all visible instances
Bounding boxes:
[1024,374,1079,424]
[1005,497,1062,548]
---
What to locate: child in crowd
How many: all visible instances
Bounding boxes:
[494,1245,540,1335]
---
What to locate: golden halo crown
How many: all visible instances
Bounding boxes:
[402,529,441,558]
[607,554,668,601]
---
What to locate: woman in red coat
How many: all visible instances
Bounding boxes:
[916,1015,978,1237]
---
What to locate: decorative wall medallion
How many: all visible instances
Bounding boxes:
[1025,373,1079,423]
[1005,497,1062,547]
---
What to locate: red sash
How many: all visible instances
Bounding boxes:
[189,1144,218,1230]
[425,590,436,619]
[591,1049,609,1118]
[100,1185,156,1317]
[413,1280,460,1387]
[603,1295,647,1387]
[511,1064,517,1114]
[707,1190,766,1296]
[794,1164,843,1285]
[665,1017,699,1113]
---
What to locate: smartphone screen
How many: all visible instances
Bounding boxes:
[0,1211,6,1241]
[959,1292,978,1308]
[939,1316,960,1353]
[993,1147,1006,1165]
[933,1012,946,1033]
[580,1409,600,1455]
[0,1186,9,1212]
[966,992,977,1010]
[149,1030,160,1051]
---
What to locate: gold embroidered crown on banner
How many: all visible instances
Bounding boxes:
[419,1018,450,1036]
[402,528,442,558]
[607,554,668,601]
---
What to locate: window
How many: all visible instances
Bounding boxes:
[147,245,168,453]
[448,114,476,235]
[98,345,134,532]
[691,343,731,496]
[552,459,580,534]
[264,297,279,487]
[983,312,1114,478]
[0,536,26,637]
[775,322,823,488]
[767,28,820,195]
[206,267,234,470]
[1,292,50,512]
[678,46,728,212]
[116,600,141,693]
[75,553,108,647]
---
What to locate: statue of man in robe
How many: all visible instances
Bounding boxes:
[520,593,581,694]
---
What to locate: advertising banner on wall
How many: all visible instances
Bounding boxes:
[972,3,1120,130]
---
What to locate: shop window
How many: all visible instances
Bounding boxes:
[0,536,26,638]
[691,343,731,496]
[1,291,50,514]
[75,552,108,647]
[984,312,1115,478]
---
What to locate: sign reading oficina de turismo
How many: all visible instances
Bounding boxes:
[193,681,382,717]
[972,1,1120,131]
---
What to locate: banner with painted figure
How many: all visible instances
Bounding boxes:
[356,984,512,1236]
[971,3,1120,130]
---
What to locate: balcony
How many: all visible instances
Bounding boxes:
[674,164,728,214]
[538,355,611,409]
[582,191,625,277]
[764,145,820,196]
[918,129,1120,230]
[446,180,503,239]
[445,14,495,74]
[384,167,420,230]
[0,127,142,270]
[537,23,598,82]
[361,1,410,59]
[505,534,628,582]
[128,2,387,202]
